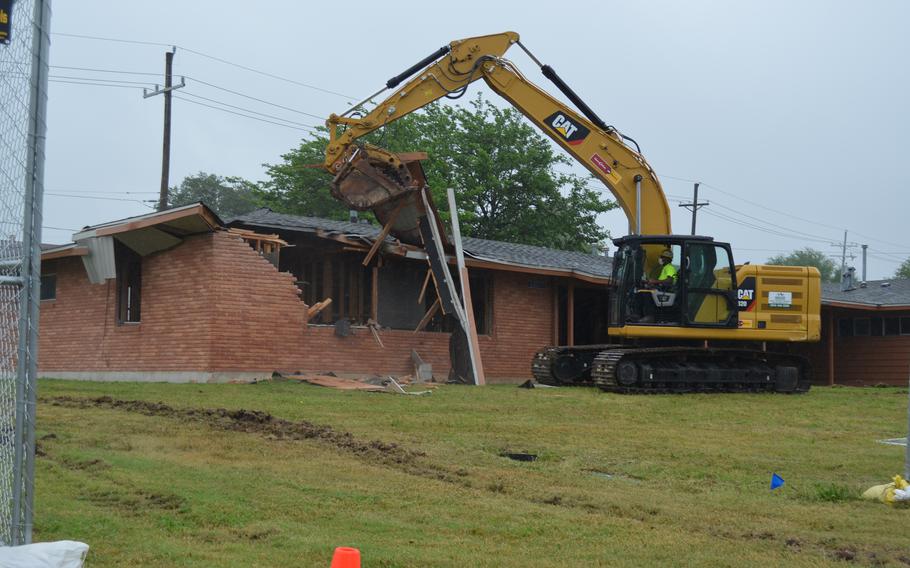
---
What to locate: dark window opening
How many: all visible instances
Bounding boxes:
[40,274,56,301]
[853,318,871,336]
[423,270,494,335]
[902,317,910,336]
[293,254,373,325]
[573,286,610,345]
[871,317,883,337]
[884,317,901,336]
[837,318,853,337]
[116,241,142,324]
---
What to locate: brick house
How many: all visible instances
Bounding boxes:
[801,279,910,386]
[37,203,611,383]
[37,203,910,386]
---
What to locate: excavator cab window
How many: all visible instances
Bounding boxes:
[683,243,737,327]
[611,237,737,329]
[611,241,683,325]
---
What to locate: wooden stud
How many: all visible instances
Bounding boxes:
[417,269,432,304]
[414,298,441,333]
[567,281,575,347]
[371,265,379,322]
[322,258,333,323]
[362,200,406,267]
[827,308,835,386]
[552,281,559,346]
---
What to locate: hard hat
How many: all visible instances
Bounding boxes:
[660,249,673,260]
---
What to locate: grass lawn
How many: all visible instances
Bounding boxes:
[34,379,910,567]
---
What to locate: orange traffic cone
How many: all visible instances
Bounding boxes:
[330,547,361,568]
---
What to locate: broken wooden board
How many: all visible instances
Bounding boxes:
[286,375,385,391]
[307,298,333,319]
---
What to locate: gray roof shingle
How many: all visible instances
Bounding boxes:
[229,208,613,279]
[822,279,910,308]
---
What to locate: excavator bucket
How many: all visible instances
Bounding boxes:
[330,145,424,211]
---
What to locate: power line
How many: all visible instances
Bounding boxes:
[184,75,325,120]
[51,31,356,100]
[663,175,908,256]
[661,174,847,233]
[47,190,158,195]
[45,192,156,206]
[50,64,162,77]
[180,90,319,129]
[48,79,146,90]
[49,74,156,86]
[52,31,173,48]
[172,94,314,132]
[698,207,834,244]
[176,47,355,100]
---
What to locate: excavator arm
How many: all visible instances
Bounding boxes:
[324,31,672,235]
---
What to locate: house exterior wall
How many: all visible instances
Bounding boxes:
[38,230,564,383]
[39,233,217,375]
[800,306,910,386]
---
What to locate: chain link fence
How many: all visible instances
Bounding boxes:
[0,0,50,545]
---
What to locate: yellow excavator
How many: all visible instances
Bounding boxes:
[323,32,821,393]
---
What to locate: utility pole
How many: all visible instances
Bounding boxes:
[143,48,185,211]
[840,230,848,278]
[678,182,709,235]
[861,244,868,281]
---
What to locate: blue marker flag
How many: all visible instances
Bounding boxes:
[770,473,785,490]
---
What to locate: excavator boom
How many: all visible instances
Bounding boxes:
[324,32,672,235]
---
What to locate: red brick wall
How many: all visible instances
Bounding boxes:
[39,233,217,373]
[799,306,910,386]
[38,230,560,382]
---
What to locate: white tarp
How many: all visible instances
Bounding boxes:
[0,541,89,568]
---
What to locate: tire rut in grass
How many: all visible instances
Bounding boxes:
[43,395,460,483]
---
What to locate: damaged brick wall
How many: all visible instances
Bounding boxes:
[39,233,217,374]
[39,230,561,382]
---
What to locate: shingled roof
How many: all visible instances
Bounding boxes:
[822,279,910,308]
[230,208,613,280]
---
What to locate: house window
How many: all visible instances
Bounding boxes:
[884,317,901,336]
[40,274,56,301]
[902,317,910,336]
[836,318,853,337]
[469,273,493,335]
[116,242,142,324]
[853,318,871,336]
[871,317,883,337]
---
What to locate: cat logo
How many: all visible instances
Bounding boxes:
[544,111,589,145]
[0,0,9,45]
[737,277,757,311]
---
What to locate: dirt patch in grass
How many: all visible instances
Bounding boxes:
[79,486,185,514]
[43,395,457,482]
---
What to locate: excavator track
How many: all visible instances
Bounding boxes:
[531,344,619,386]
[589,347,811,394]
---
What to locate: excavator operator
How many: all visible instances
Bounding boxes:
[646,249,678,288]
[631,249,678,323]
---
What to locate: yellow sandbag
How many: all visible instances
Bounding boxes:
[863,475,910,507]
[862,483,891,502]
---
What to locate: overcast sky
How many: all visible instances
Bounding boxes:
[32,0,910,278]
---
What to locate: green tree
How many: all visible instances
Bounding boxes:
[767,248,839,282]
[895,258,910,279]
[259,95,616,252]
[169,172,260,218]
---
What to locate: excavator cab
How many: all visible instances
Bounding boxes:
[609,235,739,330]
